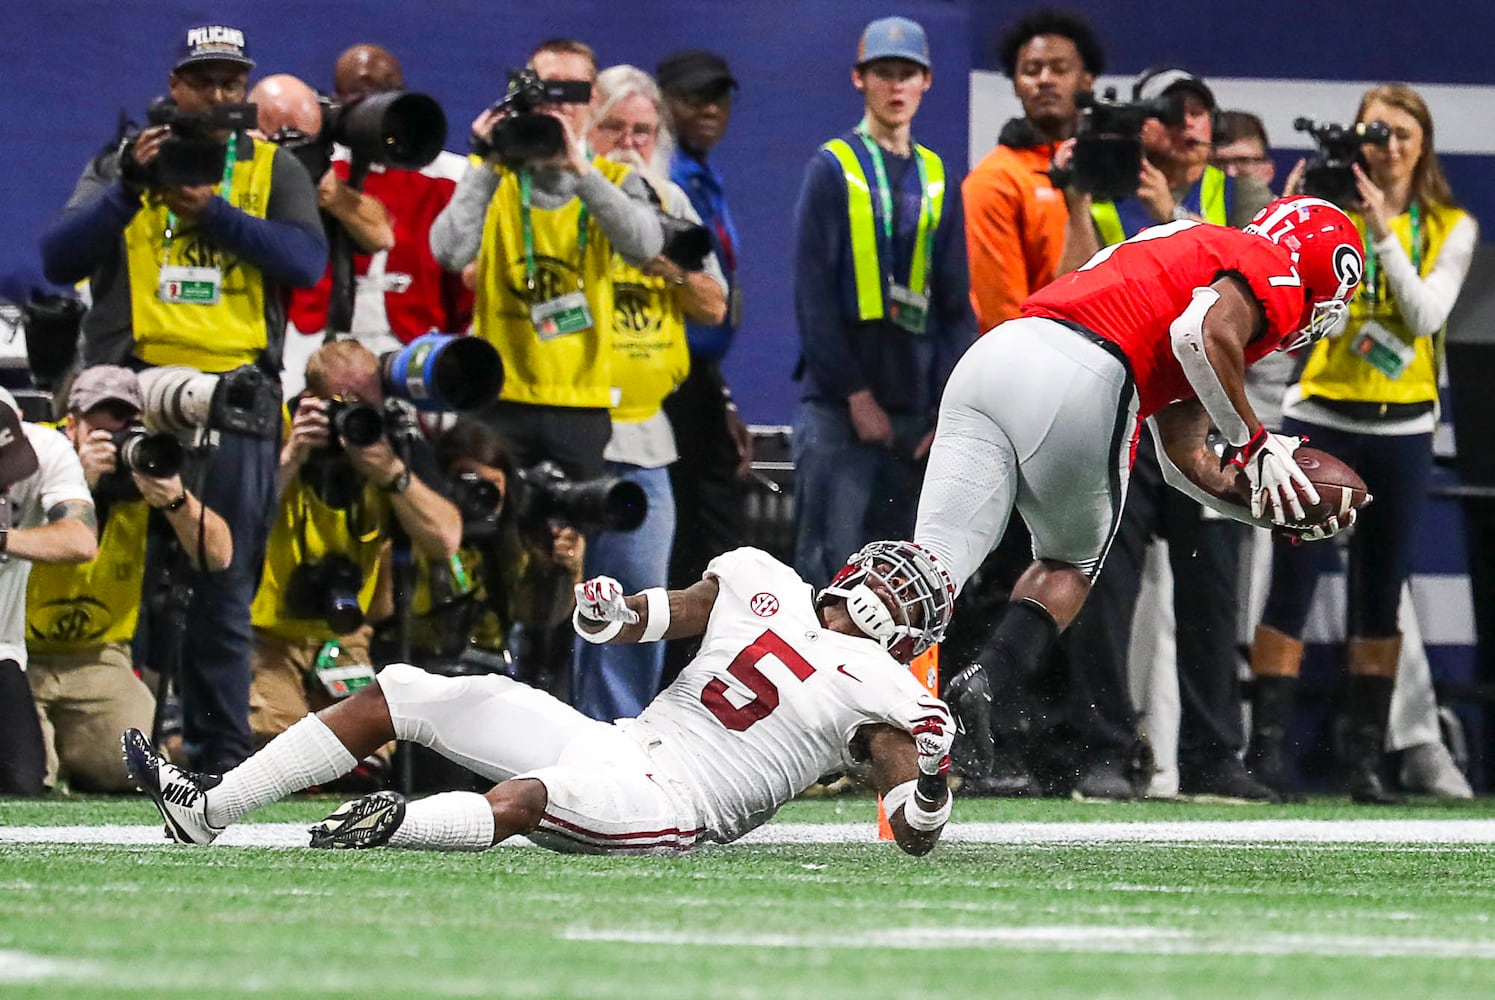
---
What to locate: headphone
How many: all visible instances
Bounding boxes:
[1132,65,1224,140]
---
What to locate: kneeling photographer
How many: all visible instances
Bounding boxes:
[249,341,461,748]
[38,25,326,776]
[26,366,232,792]
[430,38,665,484]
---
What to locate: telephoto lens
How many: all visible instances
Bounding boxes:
[112,426,185,478]
[325,400,385,448]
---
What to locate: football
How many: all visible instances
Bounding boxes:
[1232,446,1370,524]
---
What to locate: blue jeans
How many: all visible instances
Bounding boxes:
[163,429,279,772]
[792,400,928,589]
[571,463,676,721]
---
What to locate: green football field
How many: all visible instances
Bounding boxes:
[3,794,1495,999]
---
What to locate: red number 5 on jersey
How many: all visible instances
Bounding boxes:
[701,630,816,731]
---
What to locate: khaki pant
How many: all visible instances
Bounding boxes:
[28,642,156,792]
[249,628,373,746]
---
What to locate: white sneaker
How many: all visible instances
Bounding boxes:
[1399,741,1473,799]
[308,791,407,850]
[121,728,225,845]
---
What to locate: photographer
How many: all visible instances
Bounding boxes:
[37,25,326,776]
[429,38,665,483]
[570,64,726,721]
[1249,85,1478,803]
[285,46,473,367]
[0,388,97,795]
[25,366,231,792]
[249,340,461,745]
[249,74,395,256]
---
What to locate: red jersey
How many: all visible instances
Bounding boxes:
[289,150,473,342]
[1022,222,1307,417]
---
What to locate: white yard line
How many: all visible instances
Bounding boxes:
[2,818,1494,849]
[562,925,1495,959]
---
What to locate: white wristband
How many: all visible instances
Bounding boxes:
[640,587,670,643]
[572,607,625,644]
[905,788,952,831]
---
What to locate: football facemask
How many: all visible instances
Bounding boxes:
[818,540,955,661]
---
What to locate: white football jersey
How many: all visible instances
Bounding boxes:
[632,548,944,843]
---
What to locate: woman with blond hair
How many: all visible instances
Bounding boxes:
[1247,84,1477,803]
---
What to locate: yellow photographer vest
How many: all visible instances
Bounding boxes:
[608,249,690,423]
[122,136,277,372]
[1298,202,1466,406]
[473,159,633,408]
[27,498,150,654]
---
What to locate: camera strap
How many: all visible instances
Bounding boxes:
[158,133,237,306]
[517,167,589,295]
[1361,203,1421,306]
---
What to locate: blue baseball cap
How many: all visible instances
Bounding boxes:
[856,16,931,70]
[173,25,255,73]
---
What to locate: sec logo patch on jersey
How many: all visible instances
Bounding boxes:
[749,593,779,617]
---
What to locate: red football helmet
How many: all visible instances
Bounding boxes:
[818,540,955,662]
[1243,196,1365,351]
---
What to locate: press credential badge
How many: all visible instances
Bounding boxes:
[158,265,222,305]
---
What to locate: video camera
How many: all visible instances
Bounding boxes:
[512,461,646,538]
[124,98,258,188]
[484,68,592,166]
[1069,88,1184,200]
[272,90,448,181]
[1293,117,1392,208]
[285,553,366,634]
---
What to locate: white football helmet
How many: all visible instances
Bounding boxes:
[818,540,956,661]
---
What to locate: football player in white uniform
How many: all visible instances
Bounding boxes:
[122,540,959,856]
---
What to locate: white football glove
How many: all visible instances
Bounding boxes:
[1232,428,1320,525]
[574,575,640,625]
[909,700,955,777]
[1277,507,1358,544]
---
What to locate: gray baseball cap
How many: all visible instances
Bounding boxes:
[856,17,930,70]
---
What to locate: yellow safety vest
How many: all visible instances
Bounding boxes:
[473,158,633,408]
[1298,202,1467,407]
[820,137,946,322]
[1091,165,1228,247]
[122,137,277,372]
[251,473,391,643]
[27,496,151,654]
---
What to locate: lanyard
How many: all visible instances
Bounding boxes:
[1363,203,1421,306]
[518,168,589,293]
[161,132,237,256]
[853,123,934,297]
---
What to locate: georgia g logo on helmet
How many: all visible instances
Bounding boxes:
[1331,242,1363,301]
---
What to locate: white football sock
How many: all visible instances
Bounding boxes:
[205,715,358,828]
[387,791,496,851]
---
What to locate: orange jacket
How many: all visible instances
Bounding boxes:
[962,125,1069,332]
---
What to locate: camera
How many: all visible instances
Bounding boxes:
[137,364,281,439]
[1069,88,1183,200]
[126,98,258,188]
[324,399,384,449]
[272,90,448,180]
[379,333,504,412]
[111,425,185,478]
[453,471,504,544]
[485,68,593,166]
[658,215,713,273]
[284,554,366,634]
[512,460,646,536]
[1293,117,1392,208]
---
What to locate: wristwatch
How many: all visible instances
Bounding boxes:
[382,464,412,495]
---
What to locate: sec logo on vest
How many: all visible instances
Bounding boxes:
[30,597,114,644]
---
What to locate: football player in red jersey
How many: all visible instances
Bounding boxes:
[914,197,1365,747]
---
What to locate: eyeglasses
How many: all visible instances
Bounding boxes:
[595,120,659,141]
[1213,154,1272,171]
[176,71,247,99]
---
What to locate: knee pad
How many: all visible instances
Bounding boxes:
[377,663,479,746]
